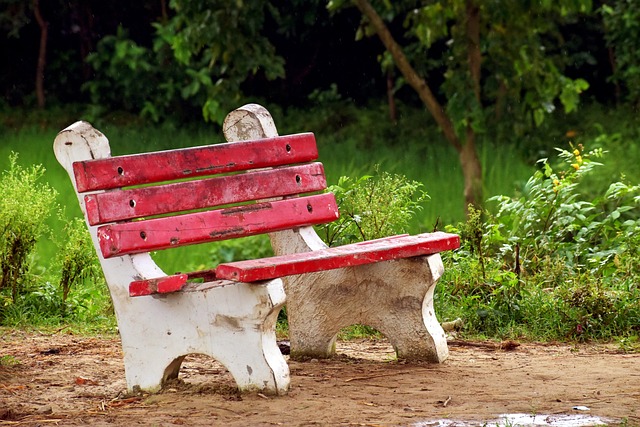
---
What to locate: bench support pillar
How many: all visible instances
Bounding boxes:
[54,122,290,395]
[223,105,449,363]
[117,281,289,394]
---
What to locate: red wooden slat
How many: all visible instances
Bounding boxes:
[85,163,327,225]
[130,277,240,297]
[128,269,218,297]
[98,193,339,258]
[129,274,188,297]
[214,232,460,282]
[73,133,318,192]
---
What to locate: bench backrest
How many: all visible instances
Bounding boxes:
[72,133,339,259]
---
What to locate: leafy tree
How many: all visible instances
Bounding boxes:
[159,0,285,123]
[83,25,195,122]
[601,0,640,107]
[329,0,592,212]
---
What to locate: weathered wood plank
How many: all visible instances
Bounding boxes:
[73,133,318,192]
[129,269,220,297]
[214,232,461,282]
[98,193,339,258]
[85,163,327,225]
[129,274,189,297]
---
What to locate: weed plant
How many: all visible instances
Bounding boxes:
[440,145,640,341]
[0,153,112,327]
[0,154,57,305]
[318,167,428,246]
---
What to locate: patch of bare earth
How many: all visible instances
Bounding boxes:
[1,329,639,426]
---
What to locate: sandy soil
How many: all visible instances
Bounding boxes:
[1,329,639,426]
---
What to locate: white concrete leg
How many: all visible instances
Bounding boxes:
[284,256,449,363]
[116,280,289,395]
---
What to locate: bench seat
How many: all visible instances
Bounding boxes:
[129,232,459,297]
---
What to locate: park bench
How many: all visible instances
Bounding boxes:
[53,103,459,396]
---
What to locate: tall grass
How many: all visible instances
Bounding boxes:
[1,103,639,336]
[0,105,533,274]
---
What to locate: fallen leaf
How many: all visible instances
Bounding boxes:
[75,376,98,386]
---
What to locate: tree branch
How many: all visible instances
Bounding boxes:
[33,0,47,108]
[466,0,482,104]
[352,0,462,153]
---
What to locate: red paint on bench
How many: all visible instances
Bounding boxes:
[98,193,340,258]
[84,163,327,225]
[129,269,221,297]
[73,133,318,192]
[214,232,461,282]
[129,274,189,297]
[69,130,459,297]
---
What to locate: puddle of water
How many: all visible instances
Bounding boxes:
[414,413,612,427]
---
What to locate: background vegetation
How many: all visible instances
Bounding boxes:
[0,0,638,346]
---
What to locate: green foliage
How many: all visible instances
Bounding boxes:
[55,217,105,316]
[318,167,428,246]
[0,153,113,327]
[160,0,285,123]
[1,224,112,326]
[82,1,288,124]
[0,153,57,305]
[83,26,199,123]
[489,145,638,275]
[0,0,31,38]
[336,0,592,137]
[440,144,640,340]
[602,1,640,105]
[181,235,274,273]
[0,354,20,366]
[338,324,383,340]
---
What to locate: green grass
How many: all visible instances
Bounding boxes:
[1,103,639,339]
[0,105,533,274]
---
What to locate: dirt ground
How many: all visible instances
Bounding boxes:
[1,329,639,427]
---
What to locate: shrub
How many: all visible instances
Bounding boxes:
[0,154,57,305]
[489,144,639,278]
[56,217,106,317]
[317,166,429,246]
[441,144,640,340]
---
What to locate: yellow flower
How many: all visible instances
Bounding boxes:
[571,163,580,170]
[573,149,580,156]
[553,178,560,186]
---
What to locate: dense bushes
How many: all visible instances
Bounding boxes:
[0,154,56,304]
[440,143,640,341]
[0,155,109,327]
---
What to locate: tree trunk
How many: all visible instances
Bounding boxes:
[33,0,47,108]
[463,0,483,213]
[461,129,483,215]
[607,46,621,105]
[160,0,169,23]
[353,0,486,212]
[386,70,397,123]
[466,0,481,104]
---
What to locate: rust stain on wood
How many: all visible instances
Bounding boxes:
[209,227,245,238]
[221,203,272,216]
